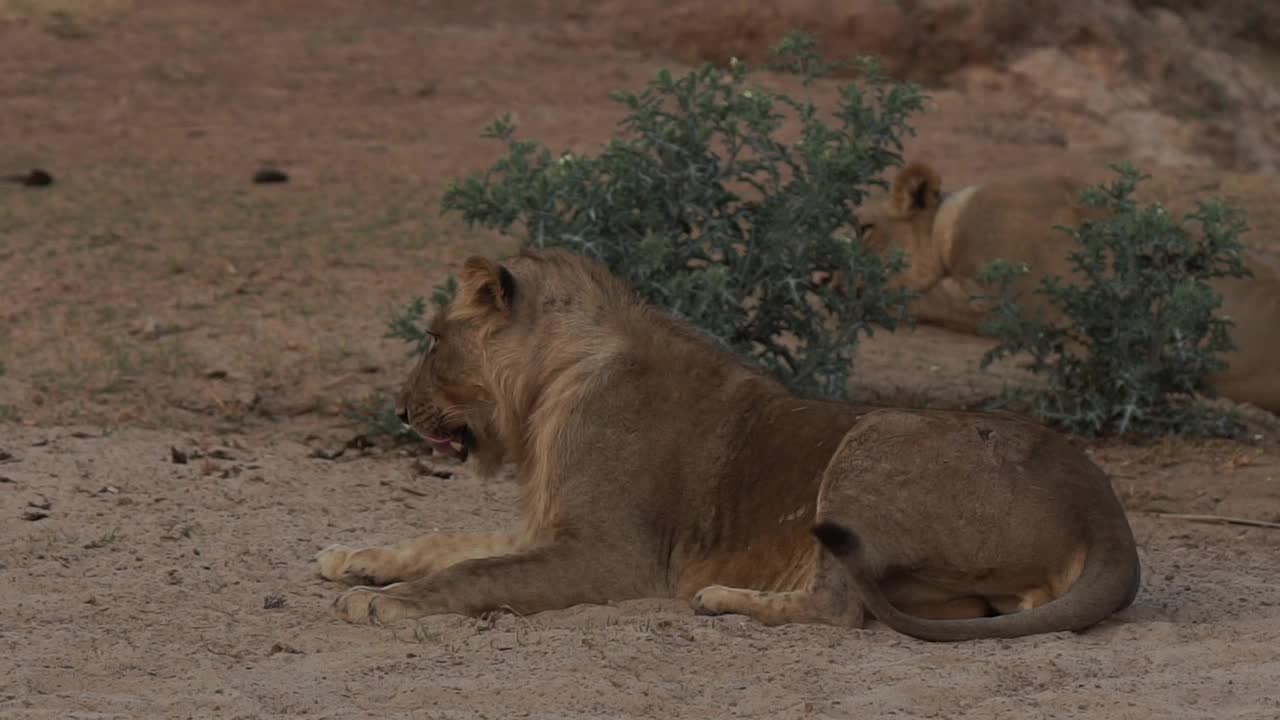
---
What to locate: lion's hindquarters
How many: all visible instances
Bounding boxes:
[1210,261,1280,412]
[813,409,1134,637]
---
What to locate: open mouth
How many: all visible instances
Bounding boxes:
[421,426,474,461]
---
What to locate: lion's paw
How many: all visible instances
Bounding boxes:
[333,586,421,625]
[316,544,396,586]
[690,585,732,617]
[316,544,355,581]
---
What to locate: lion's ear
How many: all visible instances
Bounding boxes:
[890,162,942,215]
[459,256,516,314]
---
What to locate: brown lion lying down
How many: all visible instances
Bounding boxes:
[859,162,1280,414]
[317,247,1141,641]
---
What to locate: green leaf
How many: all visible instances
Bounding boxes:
[399,31,925,399]
[977,164,1248,438]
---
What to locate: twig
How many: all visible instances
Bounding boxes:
[1153,512,1280,530]
[204,644,243,659]
[322,372,359,390]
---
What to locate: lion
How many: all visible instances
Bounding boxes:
[316,247,1141,641]
[858,161,1280,413]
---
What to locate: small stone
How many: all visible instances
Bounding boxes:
[252,168,289,184]
[4,169,54,187]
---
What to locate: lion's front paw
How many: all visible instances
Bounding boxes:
[316,544,355,581]
[690,585,732,617]
[316,544,396,586]
[333,586,423,625]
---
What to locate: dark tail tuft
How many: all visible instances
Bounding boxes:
[811,522,860,557]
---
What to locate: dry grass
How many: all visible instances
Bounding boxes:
[1,0,133,38]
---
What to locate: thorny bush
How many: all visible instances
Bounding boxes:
[978,163,1251,438]
[390,32,925,399]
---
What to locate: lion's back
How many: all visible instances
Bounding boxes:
[947,176,1096,282]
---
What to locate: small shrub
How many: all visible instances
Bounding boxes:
[413,624,441,643]
[344,393,421,446]
[977,163,1251,437]
[359,280,459,444]
[392,32,924,399]
[83,529,122,549]
[387,277,457,357]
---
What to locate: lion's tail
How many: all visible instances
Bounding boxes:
[811,520,1141,642]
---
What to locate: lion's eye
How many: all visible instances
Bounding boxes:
[859,222,876,236]
[424,331,440,353]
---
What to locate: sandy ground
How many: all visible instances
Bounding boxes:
[3,425,1280,719]
[2,1,1279,718]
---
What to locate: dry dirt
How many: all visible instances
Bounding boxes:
[1,2,1279,718]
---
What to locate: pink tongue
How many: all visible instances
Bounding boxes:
[425,436,457,454]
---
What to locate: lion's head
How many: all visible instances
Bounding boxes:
[858,162,943,262]
[397,255,520,475]
[395,248,639,479]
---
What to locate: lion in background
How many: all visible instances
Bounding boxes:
[859,161,1280,414]
[316,247,1140,642]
